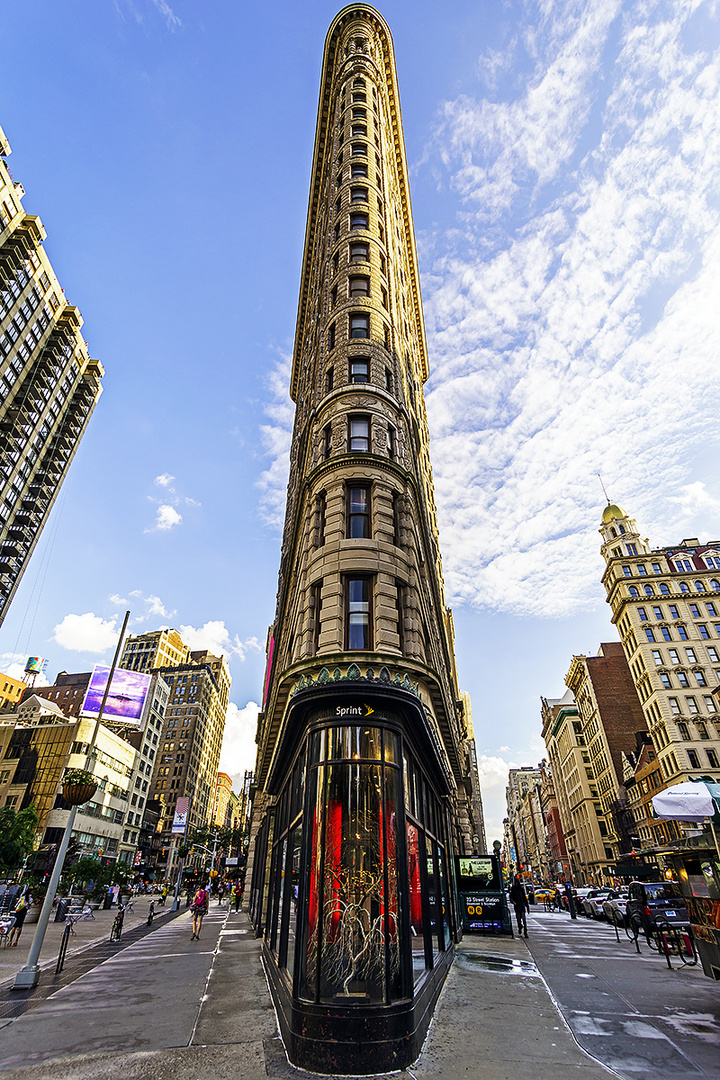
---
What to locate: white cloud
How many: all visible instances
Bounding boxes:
[420,0,720,617]
[52,613,118,653]
[178,620,262,662]
[257,353,293,530]
[476,753,518,845]
[145,474,199,532]
[129,590,176,619]
[146,504,182,532]
[219,701,259,780]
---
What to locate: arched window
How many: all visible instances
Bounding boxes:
[680,582,690,594]
[629,586,639,598]
[711,579,720,591]
[659,583,670,595]
[695,581,706,592]
[644,584,654,596]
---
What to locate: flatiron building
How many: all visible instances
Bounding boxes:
[246,6,484,1072]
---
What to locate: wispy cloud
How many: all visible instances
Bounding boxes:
[421,0,720,617]
[257,353,293,530]
[145,473,200,533]
[108,590,175,624]
[114,0,181,31]
[150,0,181,31]
[178,620,262,663]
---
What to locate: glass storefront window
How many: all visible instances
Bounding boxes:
[384,766,401,1000]
[285,825,302,977]
[299,766,325,1001]
[438,845,451,949]
[406,821,425,984]
[320,762,386,1002]
[258,717,452,1011]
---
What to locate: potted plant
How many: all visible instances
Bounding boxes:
[62,767,98,807]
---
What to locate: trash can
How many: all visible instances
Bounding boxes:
[54,898,70,922]
[103,891,114,910]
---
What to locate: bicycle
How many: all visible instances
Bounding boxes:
[653,919,698,965]
[110,904,126,942]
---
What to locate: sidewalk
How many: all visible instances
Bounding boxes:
[0,896,177,991]
[0,908,615,1080]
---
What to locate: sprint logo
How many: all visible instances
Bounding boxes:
[336,704,375,717]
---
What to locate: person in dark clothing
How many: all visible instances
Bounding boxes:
[509,875,529,937]
[7,896,28,946]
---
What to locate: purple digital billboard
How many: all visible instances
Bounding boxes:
[81,665,152,727]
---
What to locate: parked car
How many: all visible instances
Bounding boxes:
[626,880,689,935]
[577,888,611,917]
[571,887,596,914]
[602,890,628,925]
[585,889,614,919]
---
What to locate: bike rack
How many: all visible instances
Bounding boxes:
[55,923,72,974]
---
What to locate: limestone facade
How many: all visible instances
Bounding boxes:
[250,3,484,884]
[600,505,720,790]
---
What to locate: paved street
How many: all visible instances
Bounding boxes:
[0,898,176,992]
[0,900,718,1079]
[524,906,720,1080]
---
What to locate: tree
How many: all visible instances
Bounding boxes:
[0,805,39,876]
[64,856,132,897]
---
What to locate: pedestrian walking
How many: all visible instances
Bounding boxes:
[7,894,29,947]
[509,874,529,938]
[217,883,224,905]
[233,883,241,913]
[190,883,210,940]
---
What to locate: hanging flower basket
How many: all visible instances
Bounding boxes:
[62,768,98,807]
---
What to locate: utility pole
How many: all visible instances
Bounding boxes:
[14,612,130,990]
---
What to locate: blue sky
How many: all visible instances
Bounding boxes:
[2,0,720,844]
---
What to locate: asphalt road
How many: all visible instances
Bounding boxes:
[524,906,720,1080]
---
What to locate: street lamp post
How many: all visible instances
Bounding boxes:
[13,612,130,990]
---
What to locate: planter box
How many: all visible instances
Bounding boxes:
[24,903,42,924]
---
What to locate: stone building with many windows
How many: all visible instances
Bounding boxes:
[245,6,484,1072]
[118,631,231,881]
[0,126,103,626]
[599,505,720,793]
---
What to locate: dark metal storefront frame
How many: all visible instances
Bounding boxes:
[248,681,458,1073]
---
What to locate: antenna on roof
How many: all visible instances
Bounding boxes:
[598,474,611,504]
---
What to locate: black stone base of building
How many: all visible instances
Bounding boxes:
[264,942,454,1074]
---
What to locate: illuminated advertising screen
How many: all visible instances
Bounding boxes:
[81,665,152,727]
[455,854,501,891]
